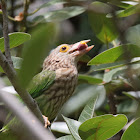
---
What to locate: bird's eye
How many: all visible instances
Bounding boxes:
[59,45,69,53]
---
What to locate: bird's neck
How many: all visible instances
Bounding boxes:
[43,56,77,72]
[55,66,78,79]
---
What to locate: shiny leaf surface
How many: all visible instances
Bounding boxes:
[0,32,31,52]
[79,114,127,140]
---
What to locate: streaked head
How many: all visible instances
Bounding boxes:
[43,40,94,70]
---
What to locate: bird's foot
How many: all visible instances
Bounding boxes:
[42,115,51,128]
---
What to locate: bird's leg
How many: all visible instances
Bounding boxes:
[42,115,51,128]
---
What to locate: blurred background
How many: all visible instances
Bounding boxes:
[0,0,140,139]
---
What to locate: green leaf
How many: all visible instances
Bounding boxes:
[126,24,140,47]
[0,131,18,140]
[88,44,140,65]
[63,116,82,140]
[78,74,103,85]
[37,0,87,11]
[57,135,75,140]
[103,67,123,83]
[117,100,138,113]
[79,114,128,140]
[33,6,86,23]
[90,58,140,71]
[0,66,4,73]
[0,32,31,52]
[109,1,134,9]
[117,5,139,17]
[78,96,98,123]
[102,59,140,79]
[62,85,106,116]
[121,118,140,140]
[39,0,67,9]
[11,56,23,70]
[19,23,56,88]
[0,56,23,73]
[123,91,140,100]
[88,2,118,43]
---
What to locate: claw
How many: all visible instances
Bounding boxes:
[42,115,51,128]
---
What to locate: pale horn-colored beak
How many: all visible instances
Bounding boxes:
[80,39,91,44]
[69,39,94,56]
[79,39,94,53]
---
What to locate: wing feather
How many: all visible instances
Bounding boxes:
[28,69,55,98]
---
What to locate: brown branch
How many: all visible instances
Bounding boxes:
[104,82,117,115]
[20,0,30,32]
[107,92,117,115]
[10,0,16,31]
[0,89,55,140]
[1,0,13,66]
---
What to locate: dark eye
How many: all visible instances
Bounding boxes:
[62,47,66,50]
[60,45,69,53]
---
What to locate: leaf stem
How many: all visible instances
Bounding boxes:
[0,11,17,21]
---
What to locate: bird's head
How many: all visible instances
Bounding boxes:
[43,40,94,71]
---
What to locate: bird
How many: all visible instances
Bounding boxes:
[0,40,94,131]
[27,39,94,126]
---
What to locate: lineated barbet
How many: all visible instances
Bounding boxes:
[28,40,94,126]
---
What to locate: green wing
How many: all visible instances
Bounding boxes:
[27,69,56,98]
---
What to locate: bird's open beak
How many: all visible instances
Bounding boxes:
[69,39,94,56]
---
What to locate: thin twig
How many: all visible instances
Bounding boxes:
[0,90,55,140]
[1,0,13,66]
[28,7,41,16]
[10,0,16,31]
[107,92,117,114]
[20,0,30,32]
[105,82,117,115]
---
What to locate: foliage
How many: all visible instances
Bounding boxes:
[0,0,140,139]
[121,118,140,140]
[58,97,128,140]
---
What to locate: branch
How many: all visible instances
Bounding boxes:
[28,7,41,16]
[20,0,30,32]
[0,51,44,123]
[0,1,44,123]
[10,0,16,31]
[0,89,55,140]
[105,82,117,115]
[1,0,13,66]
